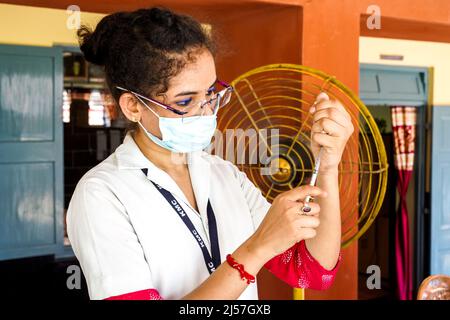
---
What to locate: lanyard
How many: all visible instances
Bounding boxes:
[141,168,221,274]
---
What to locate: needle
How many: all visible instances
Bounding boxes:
[301,92,328,213]
[301,147,323,213]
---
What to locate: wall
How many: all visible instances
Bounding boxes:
[359,36,450,106]
[0,3,102,47]
[0,2,305,300]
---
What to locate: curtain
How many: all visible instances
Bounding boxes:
[390,106,417,300]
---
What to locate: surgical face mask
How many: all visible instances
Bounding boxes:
[137,101,217,153]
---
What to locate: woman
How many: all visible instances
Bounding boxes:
[67,6,354,300]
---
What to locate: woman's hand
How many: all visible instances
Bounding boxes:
[248,185,328,262]
[310,92,354,174]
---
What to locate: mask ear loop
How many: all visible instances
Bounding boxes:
[132,94,162,138]
[134,94,160,119]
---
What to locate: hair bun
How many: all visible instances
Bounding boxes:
[149,7,175,27]
[77,12,130,66]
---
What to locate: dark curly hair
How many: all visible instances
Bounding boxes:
[77,6,217,105]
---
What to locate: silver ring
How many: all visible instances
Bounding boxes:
[301,204,311,214]
[298,203,311,215]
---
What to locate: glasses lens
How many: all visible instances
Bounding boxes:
[180,102,207,123]
[220,89,232,108]
[175,86,233,120]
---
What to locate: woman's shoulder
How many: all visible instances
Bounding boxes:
[69,152,127,207]
[199,151,240,172]
[198,151,252,183]
[67,154,127,220]
[76,154,118,188]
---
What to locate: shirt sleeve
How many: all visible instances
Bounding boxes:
[228,162,272,230]
[104,288,163,300]
[264,240,342,290]
[67,175,155,300]
[230,163,341,290]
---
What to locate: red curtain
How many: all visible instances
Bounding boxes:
[390,106,417,300]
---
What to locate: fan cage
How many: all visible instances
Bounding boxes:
[213,64,388,248]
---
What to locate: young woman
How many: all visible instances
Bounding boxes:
[67,6,354,300]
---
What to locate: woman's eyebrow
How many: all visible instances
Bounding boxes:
[174,78,217,97]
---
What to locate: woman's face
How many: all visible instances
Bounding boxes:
[137,48,217,139]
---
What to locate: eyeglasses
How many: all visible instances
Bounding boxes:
[116,79,233,118]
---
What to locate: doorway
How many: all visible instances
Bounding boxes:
[358,64,429,299]
[60,47,128,256]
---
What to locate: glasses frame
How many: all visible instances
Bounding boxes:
[116,79,233,116]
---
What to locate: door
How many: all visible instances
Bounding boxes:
[360,64,429,294]
[0,44,64,260]
[431,106,450,274]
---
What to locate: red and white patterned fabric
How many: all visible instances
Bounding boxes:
[105,288,163,300]
[390,106,416,300]
[264,240,341,290]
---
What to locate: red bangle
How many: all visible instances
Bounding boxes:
[226,254,256,284]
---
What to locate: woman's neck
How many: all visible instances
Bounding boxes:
[132,129,188,174]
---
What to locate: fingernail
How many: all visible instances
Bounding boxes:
[316,92,330,102]
[309,106,316,113]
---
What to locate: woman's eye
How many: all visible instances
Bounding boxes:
[175,98,192,107]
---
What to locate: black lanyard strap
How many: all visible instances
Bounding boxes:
[141,168,221,274]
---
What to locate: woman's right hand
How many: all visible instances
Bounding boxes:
[248,186,328,262]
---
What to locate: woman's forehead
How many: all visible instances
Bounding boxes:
[166,50,216,96]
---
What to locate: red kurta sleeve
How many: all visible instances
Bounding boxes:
[104,288,163,300]
[263,240,342,290]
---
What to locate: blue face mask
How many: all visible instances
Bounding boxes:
[137,102,217,153]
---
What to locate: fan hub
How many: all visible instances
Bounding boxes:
[269,156,294,184]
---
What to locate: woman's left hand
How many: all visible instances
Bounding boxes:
[310,92,354,174]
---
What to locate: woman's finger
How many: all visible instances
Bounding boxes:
[297,227,317,240]
[313,107,351,129]
[280,185,328,202]
[313,98,351,122]
[311,132,339,148]
[311,118,346,137]
[285,201,320,216]
[295,216,321,229]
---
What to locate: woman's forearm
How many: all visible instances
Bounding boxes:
[305,169,341,270]
[181,236,269,300]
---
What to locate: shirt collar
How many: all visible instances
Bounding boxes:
[115,132,212,217]
[116,131,155,170]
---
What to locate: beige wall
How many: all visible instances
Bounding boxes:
[0,3,104,47]
[360,36,450,106]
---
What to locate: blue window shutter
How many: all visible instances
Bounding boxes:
[360,64,427,106]
[0,44,64,260]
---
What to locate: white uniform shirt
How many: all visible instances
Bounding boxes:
[67,132,272,300]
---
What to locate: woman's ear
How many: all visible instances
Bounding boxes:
[118,93,142,122]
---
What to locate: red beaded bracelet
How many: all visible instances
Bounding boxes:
[226,254,256,284]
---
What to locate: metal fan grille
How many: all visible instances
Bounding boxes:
[215,64,388,248]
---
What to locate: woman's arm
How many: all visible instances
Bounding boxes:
[102,235,267,300]
[182,185,327,300]
[304,169,341,270]
[181,236,269,300]
[303,92,354,271]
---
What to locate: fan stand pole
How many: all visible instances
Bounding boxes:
[293,288,305,300]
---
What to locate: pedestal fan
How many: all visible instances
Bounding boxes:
[215,64,388,299]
